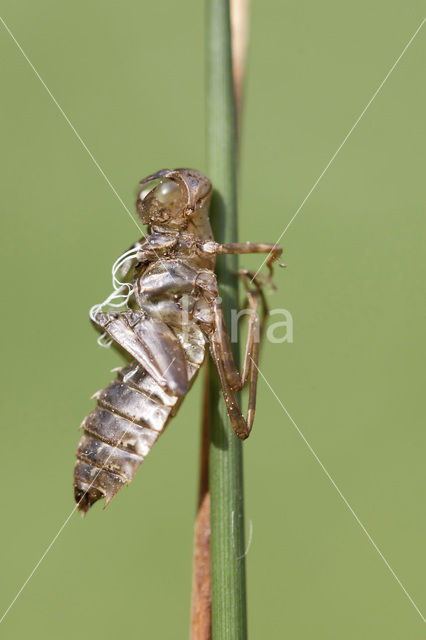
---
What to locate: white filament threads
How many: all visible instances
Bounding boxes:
[89,244,142,347]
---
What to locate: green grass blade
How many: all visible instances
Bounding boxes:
[207,0,248,637]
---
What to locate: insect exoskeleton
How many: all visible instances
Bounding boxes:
[74,169,283,514]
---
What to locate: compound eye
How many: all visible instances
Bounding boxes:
[139,187,152,201]
[138,178,161,202]
[155,180,180,204]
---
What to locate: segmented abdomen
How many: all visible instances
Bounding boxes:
[74,352,202,514]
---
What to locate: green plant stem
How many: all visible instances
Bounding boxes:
[207,1,247,638]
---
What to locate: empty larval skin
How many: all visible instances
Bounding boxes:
[74,168,283,514]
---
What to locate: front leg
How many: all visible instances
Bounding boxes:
[199,240,284,282]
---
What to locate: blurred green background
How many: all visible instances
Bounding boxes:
[1,1,425,638]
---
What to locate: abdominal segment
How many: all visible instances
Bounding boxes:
[74,316,205,515]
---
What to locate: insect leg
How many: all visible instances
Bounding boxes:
[215,241,283,265]
[237,292,260,431]
[212,273,265,391]
[209,266,272,439]
[237,270,265,387]
[245,314,260,431]
[207,241,284,283]
[212,298,242,390]
[209,336,250,439]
